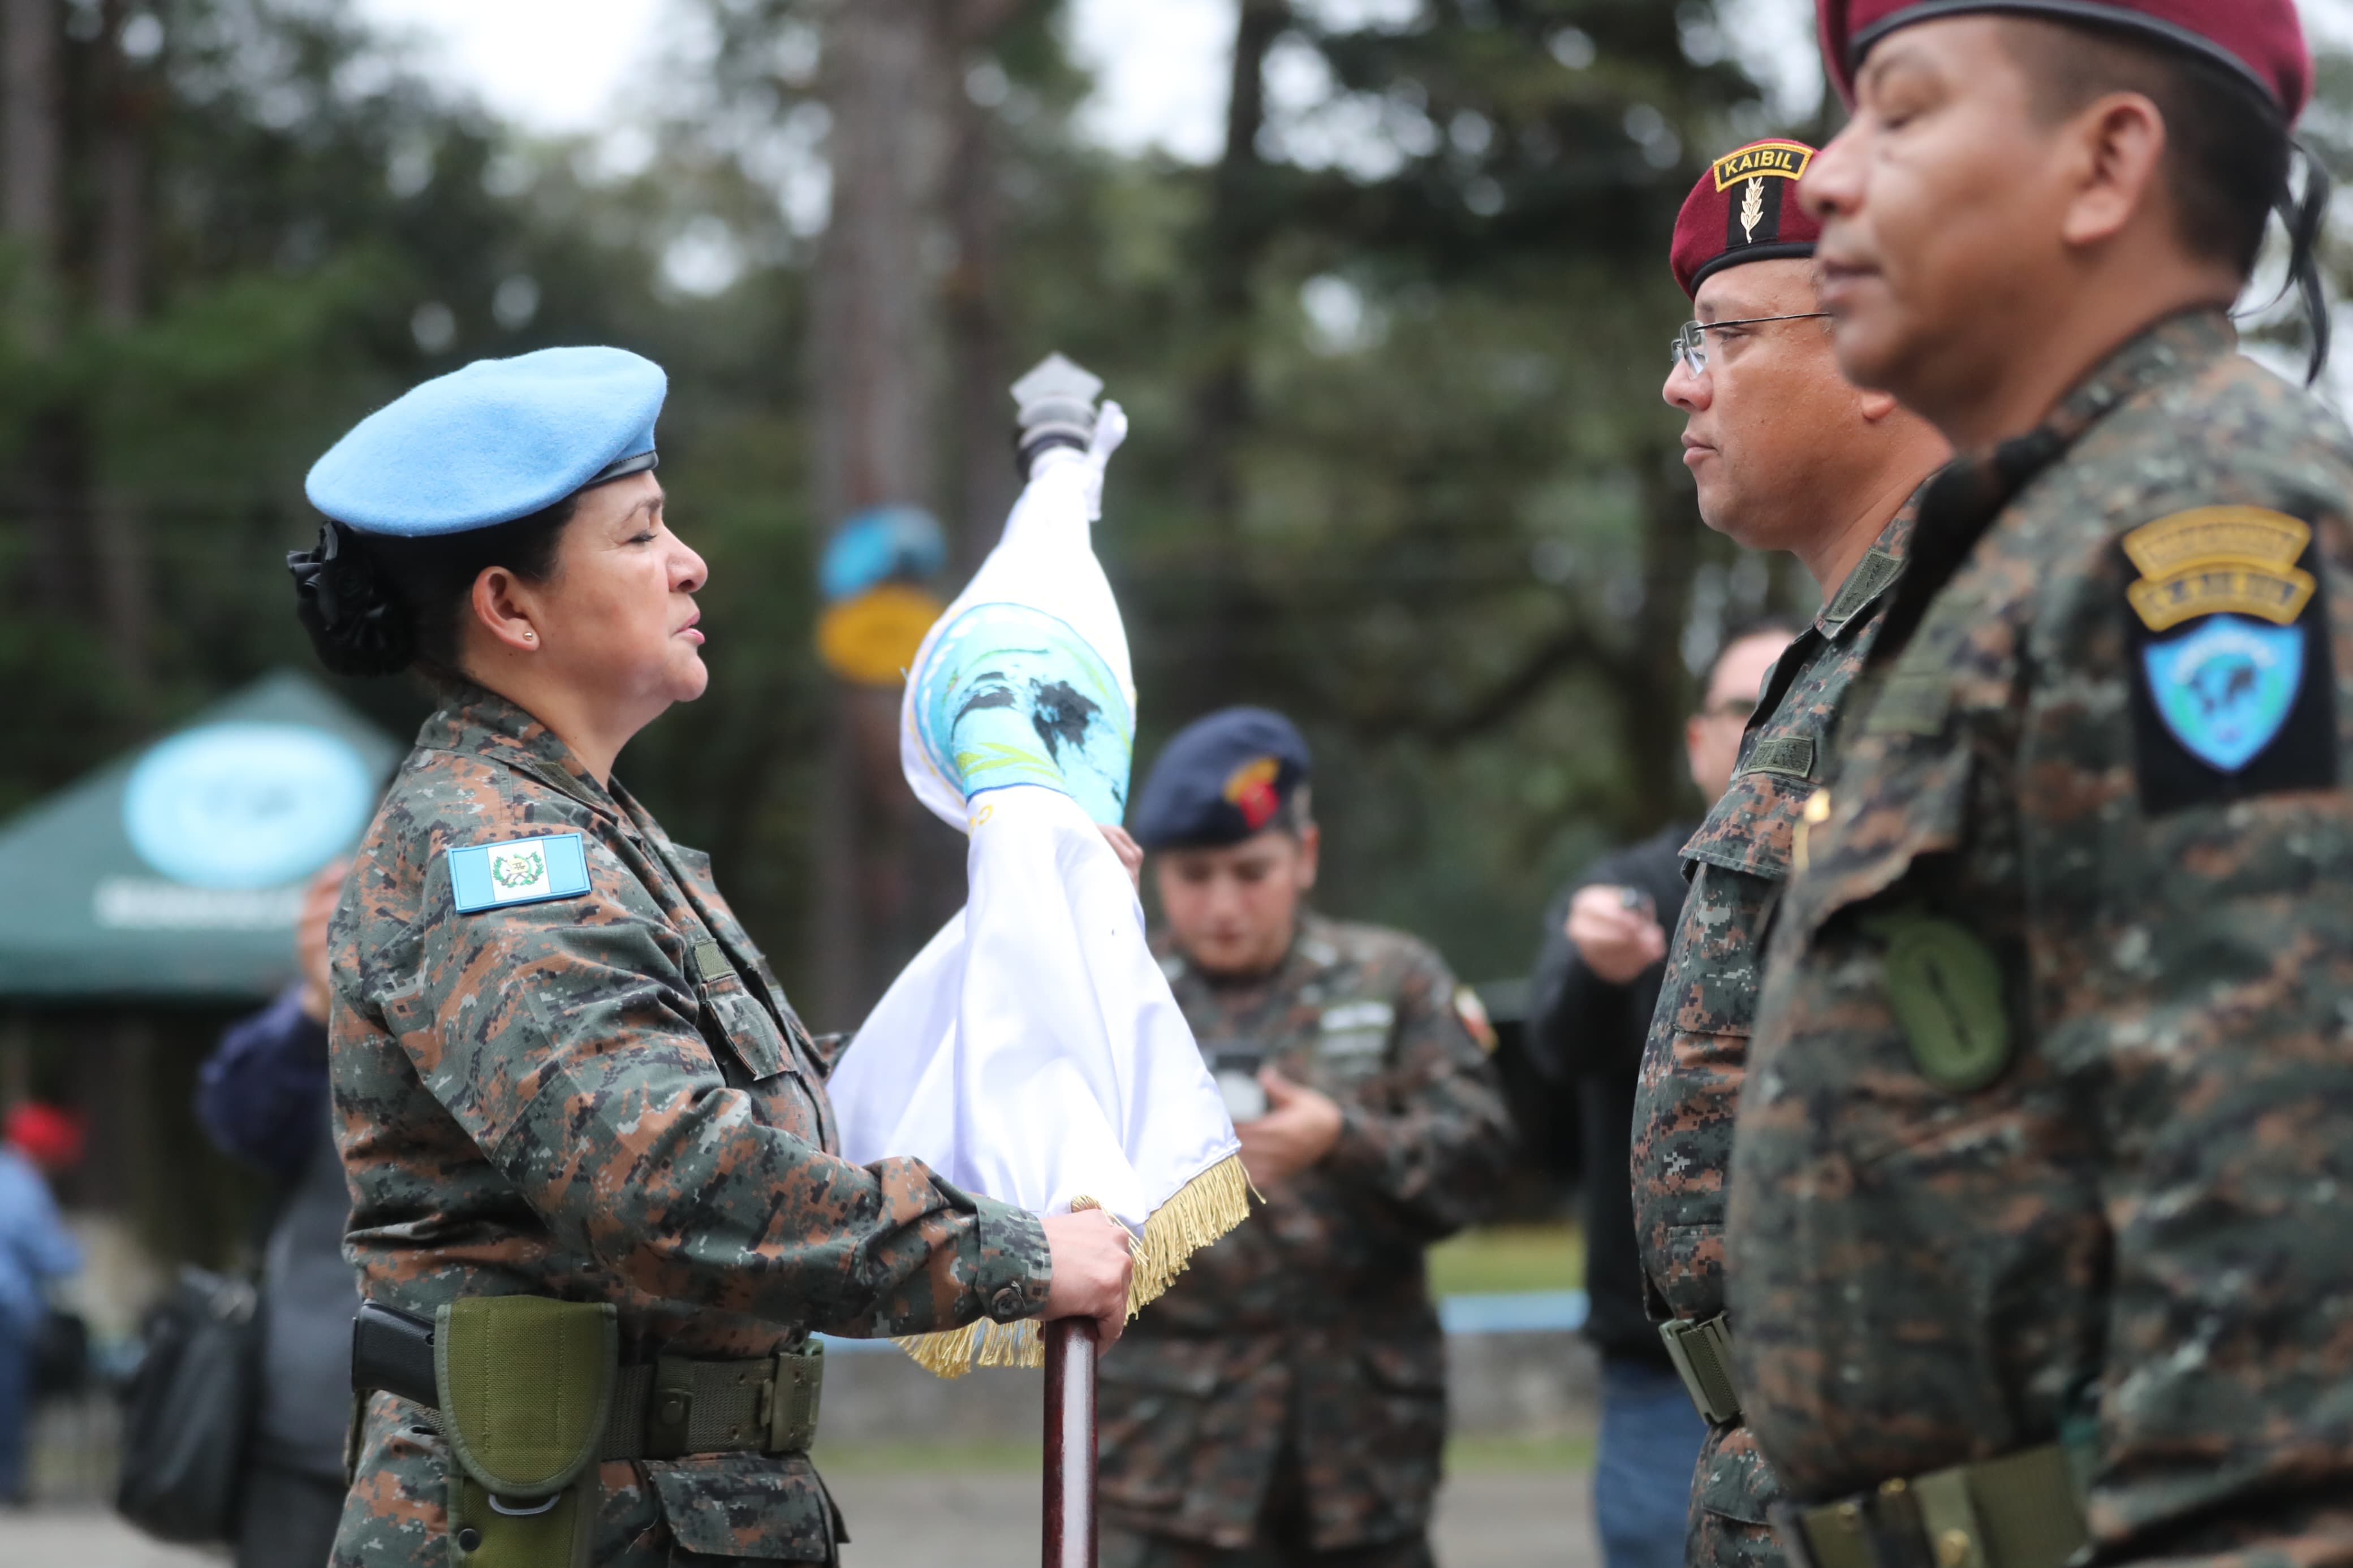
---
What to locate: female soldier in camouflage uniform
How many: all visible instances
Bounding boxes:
[288,347,1133,1566]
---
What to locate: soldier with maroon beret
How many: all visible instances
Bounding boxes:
[1727,5,2353,1567]
[1634,141,1949,1568]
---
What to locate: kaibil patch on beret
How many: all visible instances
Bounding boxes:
[1671,140,1824,300]
[1132,707,1312,851]
[1818,1,2309,120]
[307,345,667,537]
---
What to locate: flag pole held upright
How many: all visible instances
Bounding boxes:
[1043,1318,1099,1568]
[1019,356,1107,1568]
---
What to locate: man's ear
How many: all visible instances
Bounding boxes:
[1295,822,1321,892]
[2058,92,2167,250]
[1856,387,1904,424]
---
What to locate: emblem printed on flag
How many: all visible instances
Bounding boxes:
[447,833,592,913]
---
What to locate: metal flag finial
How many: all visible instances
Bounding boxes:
[1010,353,1105,478]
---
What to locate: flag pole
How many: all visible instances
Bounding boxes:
[1042,1318,1099,1568]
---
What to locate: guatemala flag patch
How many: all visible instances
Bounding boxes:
[2142,615,2307,774]
[448,832,592,913]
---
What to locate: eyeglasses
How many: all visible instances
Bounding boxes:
[1670,313,1833,375]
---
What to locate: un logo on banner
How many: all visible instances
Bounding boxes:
[2144,614,2307,774]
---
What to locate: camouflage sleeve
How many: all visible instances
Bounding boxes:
[2031,520,2353,1547]
[1322,947,1513,1237]
[360,841,1050,1338]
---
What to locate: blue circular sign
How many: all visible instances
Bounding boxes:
[123,723,376,889]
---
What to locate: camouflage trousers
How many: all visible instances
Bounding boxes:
[331,1394,841,1567]
[1687,1420,1782,1568]
[1102,1443,1434,1568]
[1101,1523,1433,1568]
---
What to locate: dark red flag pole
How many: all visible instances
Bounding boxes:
[1010,356,1108,1568]
[1043,1318,1099,1568]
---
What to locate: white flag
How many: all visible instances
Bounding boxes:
[829,377,1247,1376]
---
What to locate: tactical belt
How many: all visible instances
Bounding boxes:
[1769,1446,2088,1568]
[352,1300,824,1461]
[1660,1312,1742,1426]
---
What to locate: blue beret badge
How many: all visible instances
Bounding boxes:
[449,833,591,913]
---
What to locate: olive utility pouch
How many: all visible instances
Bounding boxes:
[433,1297,618,1568]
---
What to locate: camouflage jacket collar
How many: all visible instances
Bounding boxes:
[414,680,619,819]
[1815,479,1928,642]
[1871,308,2235,667]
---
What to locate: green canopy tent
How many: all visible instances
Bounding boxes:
[0,669,406,1003]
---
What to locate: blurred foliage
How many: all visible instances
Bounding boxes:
[14,0,2339,1029]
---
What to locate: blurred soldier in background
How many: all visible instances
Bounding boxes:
[196,858,357,1568]
[1632,139,1949,1568]
[1100,706,1511,1568]
[1730,5,2353,1563]
[1527,620,1793,1568]
[0,1101,84,1507]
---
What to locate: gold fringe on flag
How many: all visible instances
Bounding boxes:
[894,1151,1254,1378]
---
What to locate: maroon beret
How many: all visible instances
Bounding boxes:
[1671,140,1825,300]
[1818,1,2310,121]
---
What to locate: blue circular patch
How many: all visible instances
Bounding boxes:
[124,723,376,889]
[912,602,1133,824]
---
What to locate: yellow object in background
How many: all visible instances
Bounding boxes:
[817,584,946,686]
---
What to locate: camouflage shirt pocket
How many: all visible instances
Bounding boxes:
[697,969,792,1083]
[1792,739,1975,939]
[644,1452,841,1561]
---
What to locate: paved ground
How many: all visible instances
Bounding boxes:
[0,1459,1597,1568]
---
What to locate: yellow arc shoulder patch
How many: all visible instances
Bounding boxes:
[1453,986,1498,1055]
[2122,507,2315,633]
[1794,787,1833,874]
[1712,140,1813,192]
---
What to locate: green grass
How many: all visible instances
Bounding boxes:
[1447,1435,1596,1471]
[1427,1224,1583,1297]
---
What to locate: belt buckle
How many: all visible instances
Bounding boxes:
[760,1340,824,1455]
[1657,1314,1741,1426]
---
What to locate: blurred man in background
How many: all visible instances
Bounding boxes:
[0,1100,84,1507]
[195,859,355,1567]
[1635,136,1947,1568]
[1527,621,1794,1568]
[1097,706,1510,1568]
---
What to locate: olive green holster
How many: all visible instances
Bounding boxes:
[434,1297,618,1568]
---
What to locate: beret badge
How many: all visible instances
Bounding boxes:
[1221,756,1284,831]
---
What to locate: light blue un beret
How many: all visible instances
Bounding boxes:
[305,346,667,537]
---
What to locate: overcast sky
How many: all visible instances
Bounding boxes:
[354,0,2353,157]
[351,0,1805,152]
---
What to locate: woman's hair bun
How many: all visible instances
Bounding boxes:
[287,521,417,677]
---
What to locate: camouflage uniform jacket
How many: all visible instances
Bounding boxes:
[1628,486,1924,1558]
[1727,309,2353,1558]
[1096,913,1511,1552]
[328,683,1050,1567]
